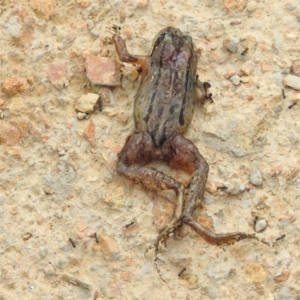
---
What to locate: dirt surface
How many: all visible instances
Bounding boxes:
[1,0,300,299]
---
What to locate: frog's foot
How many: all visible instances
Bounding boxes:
[154,186,185,282]
[154,217,183,283]
[183,216,274,247]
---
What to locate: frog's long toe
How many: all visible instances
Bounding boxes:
[184,217,260,246]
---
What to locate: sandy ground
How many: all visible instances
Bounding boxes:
[1,0,300,299]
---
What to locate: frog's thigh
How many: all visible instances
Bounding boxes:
[163,135,208,210]
[118,131,153,166]
[163,135,208,175]
[117,131,182,192]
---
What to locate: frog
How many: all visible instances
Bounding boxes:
[113,26,265,277]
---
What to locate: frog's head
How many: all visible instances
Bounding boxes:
[150,27,194,66]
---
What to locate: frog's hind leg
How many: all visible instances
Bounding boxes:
[183,168,257,245]
[117,131,186,281]
[117,131,183,193]
[169,139,261,246]
[157,134,209,246]
[163,135,257,246]
[150,134,208,281]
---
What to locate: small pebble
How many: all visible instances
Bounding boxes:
[240,76,249,83]
[75,93,100,113]
[10,206,18,215]
[125,68,139,82]
[290,60,300,76]
[39,248,48,258]
[274,270,290,284]
[241,60,255,75]
[288,92,300,101]
[47,64,68,89]
[225,181,246,195]
[121,26,133,39]
[5,15,22,37]
[23,233,33,241]
[209,41,218,50]
[255,219,267,232]
[85,55,121,86]
[77,112,87,120]
[58,149,66,156]
[283,75,300,90]
[246,1,257,12]
[178,273,199,289]
[224,69,236,79]
[244,263,268,283]
[250,169,263,185]
[223,37,239,53]
[225,179,245,194]
[2,77,29,96]
[223,0,247,12]
[206,286,217,299]
[43,187,54,195]
[230,74,241,85]
[43,264,56,276]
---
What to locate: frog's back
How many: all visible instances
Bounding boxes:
[134,27,198,147]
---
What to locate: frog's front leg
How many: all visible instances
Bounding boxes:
[196,75,213,102]
[113,33,148,69]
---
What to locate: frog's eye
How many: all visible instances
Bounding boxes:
[153,33,166,48]
[160,33,166,39]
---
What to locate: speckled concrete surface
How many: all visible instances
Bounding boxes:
[0,1,300,299]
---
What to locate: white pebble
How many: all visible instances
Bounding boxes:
[43,264,56,276]
[210,41,218,50]
[250,169,263,185]
[283,75,300,90]
[77,112,86,120]
[225,179,245,195]
[247,1,257,12]
[224,37,239,53]
[230,74,241,85]
[255,219,267,232]
[5,15,22,37]
[58,149,66,156]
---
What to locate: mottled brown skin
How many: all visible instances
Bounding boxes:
[113,27,261,278]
